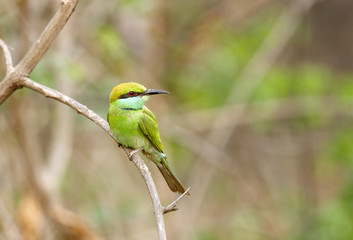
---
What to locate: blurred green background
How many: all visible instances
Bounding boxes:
[1,0,353,239]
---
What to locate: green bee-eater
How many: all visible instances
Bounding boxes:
[107,82,188,195]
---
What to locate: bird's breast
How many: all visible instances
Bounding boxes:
[108,108,146,149]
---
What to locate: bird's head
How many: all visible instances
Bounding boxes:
[109,82,169,110]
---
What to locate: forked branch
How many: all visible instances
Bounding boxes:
[0,0,185,239]
[163,187,191,214]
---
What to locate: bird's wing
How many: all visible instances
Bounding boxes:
[107,111,110,124]
[139,106,164,153]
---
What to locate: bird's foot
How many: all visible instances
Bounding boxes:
[128,147,143,160]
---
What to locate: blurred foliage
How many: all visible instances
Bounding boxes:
[168,11,278,109]
[1,0,353,239]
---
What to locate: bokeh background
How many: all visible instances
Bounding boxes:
[1,0,353,239]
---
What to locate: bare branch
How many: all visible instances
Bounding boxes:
[21,77,111,136]
[164,187,191,214]
[126,148,166,240]
[20,77,168,240]
[0,39,13,73]
[0,74,21,104]
[16,0,79,74]
[0,0,180,238]
[0,0,79,104]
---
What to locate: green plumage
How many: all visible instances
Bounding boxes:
[108,82,188,195]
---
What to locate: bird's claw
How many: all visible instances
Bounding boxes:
[128,147,142,159]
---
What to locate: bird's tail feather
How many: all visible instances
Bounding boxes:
[158,158,190,195]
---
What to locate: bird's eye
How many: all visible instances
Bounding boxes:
[128,91,134,96]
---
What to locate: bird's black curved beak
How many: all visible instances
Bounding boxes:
[143,89,170,95]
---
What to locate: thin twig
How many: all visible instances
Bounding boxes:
[163,187,191,214]
[0,39,14,73]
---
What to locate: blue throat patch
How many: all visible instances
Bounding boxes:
[115,96,148,110]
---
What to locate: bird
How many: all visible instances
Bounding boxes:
[107,82,189,195]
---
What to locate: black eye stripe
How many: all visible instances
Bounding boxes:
[118,93,130,99]
[118,92,142,99]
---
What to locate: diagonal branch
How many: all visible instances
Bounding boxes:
[0,0,79,104]
[16,0,79,74]
[0,0,182,238]
[21,77,111,136]
[20,77,168,240]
